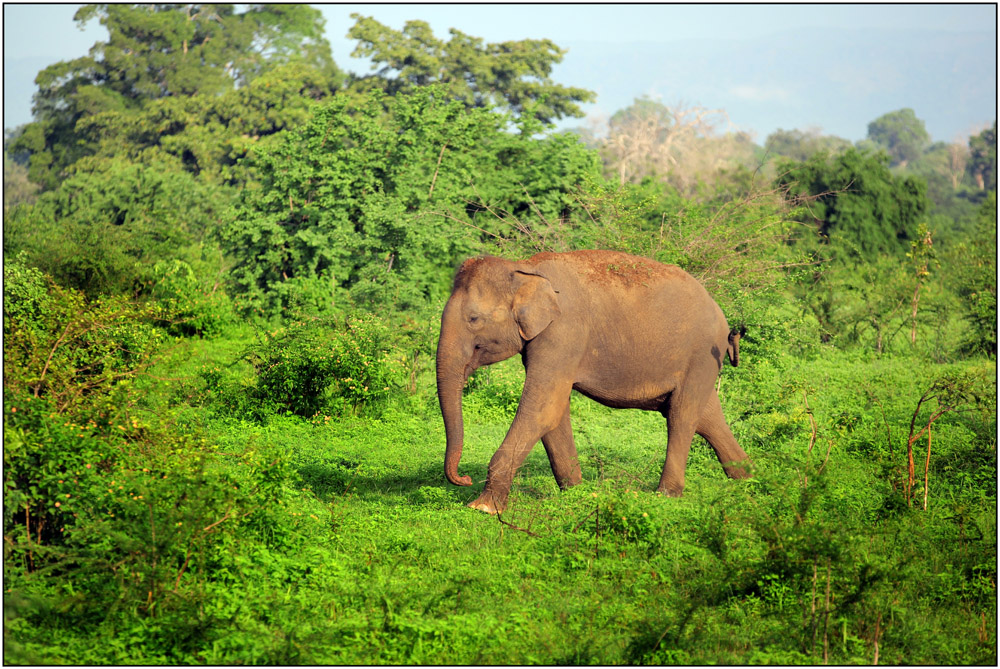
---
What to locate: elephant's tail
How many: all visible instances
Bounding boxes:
[727,326,746,367]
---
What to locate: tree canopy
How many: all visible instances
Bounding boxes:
[765,128,851,162]
[866,108,931,168]
[777,148,930,262]
[968,121,997,191]
[218,86,601,316]
[346,14,595,124]
[72,62,341,186]
[12,3,340,189]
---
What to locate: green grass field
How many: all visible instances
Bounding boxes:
[5,328,994,665]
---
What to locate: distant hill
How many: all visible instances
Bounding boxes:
[554,27,997,143]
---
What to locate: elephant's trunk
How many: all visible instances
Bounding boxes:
[437,312,473,487]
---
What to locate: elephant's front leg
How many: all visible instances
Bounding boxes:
[469,379,574,514]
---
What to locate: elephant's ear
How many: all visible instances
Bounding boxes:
[512,270,560,341]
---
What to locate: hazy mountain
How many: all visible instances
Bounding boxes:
[554,27,997,143]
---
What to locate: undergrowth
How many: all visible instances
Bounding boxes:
[3,263,995,664]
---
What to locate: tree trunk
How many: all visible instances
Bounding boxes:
[910,281,921,346]
[923,424,932,511]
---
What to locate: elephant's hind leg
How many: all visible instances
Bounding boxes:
[656,408,697,497]
[541,402,582,490]
[657,394,702,497]
[696,390,752,480]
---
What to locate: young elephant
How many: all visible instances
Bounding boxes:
[436,249,751,514]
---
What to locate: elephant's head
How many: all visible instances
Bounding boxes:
[436,256,560,486]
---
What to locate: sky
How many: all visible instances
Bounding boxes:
[3,3,997,142]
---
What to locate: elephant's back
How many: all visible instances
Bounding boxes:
[532,249,731,352]
[530,250,720,320]
[529,249,693,290]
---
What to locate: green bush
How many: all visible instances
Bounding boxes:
[3,411,309,664]
[149,259,234,338]
[202,312,406,420]
[3,257,163,422]
[3,157,233,299]
[953,192,997,356]
[1,265,323,665]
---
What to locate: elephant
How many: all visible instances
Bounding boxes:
[435,249,751,514]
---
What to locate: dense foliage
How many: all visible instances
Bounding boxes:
[777,147,929,262]
[12,4,340,190]
[346,14,596,124]
[3,6,996,665]
[218,86,600,316]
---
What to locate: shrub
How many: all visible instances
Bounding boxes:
[3,406,307,664]
[149,259,234,338]
[3,157,233,299]
[3,256,163,422]
[201,312,406,420]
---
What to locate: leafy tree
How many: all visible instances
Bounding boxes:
[73,62,340,186]
[12,4,340,189]
[346,14,595,125]
[4,129,39,213]
[777,148,930,262]
[967,121,997,191]
[218,86,601,317]
[907,142,981,245]
[866,108,931,168]
[950,191,997,355]
[765,127,851,162]
[4,157,232,298]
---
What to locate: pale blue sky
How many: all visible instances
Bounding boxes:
[3,3,997,141]
[319,3,996,45]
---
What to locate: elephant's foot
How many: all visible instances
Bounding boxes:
[723,465,752,480]
[722,459,753,480]
[468,490,506,515]
[656,484,685,498]
[468,500,498,514]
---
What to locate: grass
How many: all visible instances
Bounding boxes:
[4,329,996,665]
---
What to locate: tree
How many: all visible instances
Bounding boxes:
[345,14,595,125]
[866,108,930,168]
[602,97,684,185]
[907,142,974,237]
[72,62,341,186]
[4,156,232,297]
[950,191,997,355]
[967,121,997,191]
[765,127,851,162]
[3,152,39,215]
[4,128,39,214]
[777,148,930,263]
[12,4,340,190]
[945,140,970,190]
[597,97,758,196]
[218,86,601,316]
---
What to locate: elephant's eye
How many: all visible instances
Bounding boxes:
[468,314,480,323]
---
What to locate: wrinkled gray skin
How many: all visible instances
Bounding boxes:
[436,250,751,514]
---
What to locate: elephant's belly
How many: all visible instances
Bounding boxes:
[572,380,672,412]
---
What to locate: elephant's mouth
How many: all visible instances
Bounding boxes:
[465,344,488,380]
